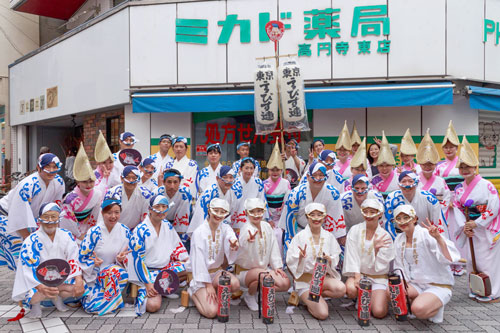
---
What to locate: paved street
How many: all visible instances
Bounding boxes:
[0,266,499,333]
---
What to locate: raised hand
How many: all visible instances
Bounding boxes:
[248,230,258,243]
[373,234,392,251]
[229,239,239,251]
[116,249,132,264]
[298,244,307,260]
[422,218,440,239]
[90,255,104,267]
[373,137,382,145]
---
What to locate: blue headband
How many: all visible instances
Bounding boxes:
[163,169,183,181]
[39,202,61,217]
[207,143,222,153]
[398,171,419,188]
[241,157,256,166]
[218,165,233,178]
[101,198,121,210]
[38,153,62,173]
[319,150,337,166]
[149,195,170,214]
[237,142,251,150]
[308,162,328,182]
[122,166,141,184]
[140,158,156,174]
[174,136,188,146]
[159,134,172,142]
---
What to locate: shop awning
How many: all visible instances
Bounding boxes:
[468,86,500,112]
[132,82,454,113]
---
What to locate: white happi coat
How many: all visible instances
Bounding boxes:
[286,225,342,290]
[299,169,345,193]
[435,157,460,177]
[285,155,306,179]
[154,185,193,234]
[196,164,221,195]
[384,189,448,240]
[343,222,394,285]
[165,156,199,197]
[12,228,82,302]
[148,151,174,182]
[128,216,189,284]
[94,165,121,194]
[60,187,105,240]
[232,159,261,178]
[393,225,459,286]
[140,176,158,193]
[104,184,152,229]
[230,176,266,231]
[188,183,236,235]
[189,221,237,293]
[453,175,500,298]
[341,190,384,231]
[112,151,125,181]
[236,220,282,270]
[0,172,65,235]
[280,181,346,252]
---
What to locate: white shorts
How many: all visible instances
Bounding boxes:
[236,270,249,289]
[188,269,224,296]
[411,282,452,306]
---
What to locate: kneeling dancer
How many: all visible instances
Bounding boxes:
[286,203,346,320]
[189,198,240,318]
[393,204,459,323]
[236,198,290,311]
[12,203,84,318]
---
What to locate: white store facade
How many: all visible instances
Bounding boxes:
[8,0,500,184]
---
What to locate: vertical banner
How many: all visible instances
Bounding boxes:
[279,59,309,132]
[254,63,279,134]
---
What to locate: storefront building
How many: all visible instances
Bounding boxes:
[8,0,500,185]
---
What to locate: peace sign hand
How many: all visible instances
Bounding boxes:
[422,218,441,239]
[373,234,391,251]
[248,230,258,243]
[116,249,132,264]
[229,239,239,251]
[298,244,307,260]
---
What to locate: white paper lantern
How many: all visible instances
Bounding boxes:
[279,59,306,123]
[254,64,278,126]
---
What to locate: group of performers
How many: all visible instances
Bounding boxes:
[0,119,499,324]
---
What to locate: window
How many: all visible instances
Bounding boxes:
[106,116,121,153]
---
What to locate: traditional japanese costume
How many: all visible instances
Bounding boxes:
[236,217,283,285]
[393,222,459,321]
[230,171,266,233]
[333,121,353,180]
[94,131,121,193]
[280,163,346,253]
[435,121,461,178]
[343,222,394,288]
[12,227,82,307]
[384,187,448,240]
[371,131,399,195]
[148,151,174,182]
[188,183,237,235]
[0,154,65,270]
[79,222,131,315]
[196,163,222,195]
[398,128,422,174]
[155,183,193,244]
[188,220,237,296]
[341,189,384,231]
[286,224,342,295]
[103,168,152,230]
[453,136,500,300]
[60,143,104,241]
[128,215,189,315]
[343,138,373,192]
[164,153,198,197]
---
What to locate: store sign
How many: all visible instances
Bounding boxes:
[484,19,500,45]
[204,121,302,145]
[175,5,390,57]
